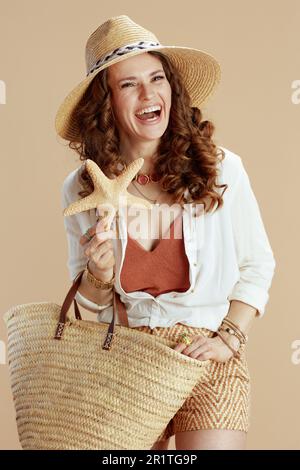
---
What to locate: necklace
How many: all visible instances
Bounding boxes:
[121,158,160,185]
[134,172,160,185]
[131,180,160,205]
[121,156,161,203]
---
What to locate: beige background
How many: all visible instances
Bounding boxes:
[1,0,299,450]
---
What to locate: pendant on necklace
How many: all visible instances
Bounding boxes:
[134,173,160,185]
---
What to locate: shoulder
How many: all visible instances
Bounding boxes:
[216,146,249,195]
[216,146,244,184]
[211,146,249,208]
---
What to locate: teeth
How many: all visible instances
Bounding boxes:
[136,105,161,116]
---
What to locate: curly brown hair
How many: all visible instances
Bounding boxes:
[68,50,227,213]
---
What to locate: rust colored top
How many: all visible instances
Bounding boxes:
[120,213,190,297]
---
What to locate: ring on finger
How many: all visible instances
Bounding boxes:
[178,332,192,345]
[84,229,94,241]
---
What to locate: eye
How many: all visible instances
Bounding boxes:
[153,75,165,81]
[121,75,165,89]
[121,82,135,88]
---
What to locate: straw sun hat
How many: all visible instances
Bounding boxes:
[55,14,221,142]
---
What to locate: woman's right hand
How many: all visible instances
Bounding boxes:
[79,217,116,282]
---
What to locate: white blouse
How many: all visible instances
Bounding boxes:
[61,146,276,331]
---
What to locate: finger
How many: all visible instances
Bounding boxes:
[96,207,116,231]
[182,336,207,355]
[195,352,211,361]
[99,248,114,264]
[93,248,115,271]
[173,343,187,353]
[99,248,115,265]
[90,219,108,238]
[189,343,211,359]
[83,233,113,257]
[91,239,113,258]
[195,350,213,361]
[80,221,100,246]
[93,232,115,256]
[79,217,111,246]
[174,341,210,360]
[80,227,94,246]
[96,217,111,233]
[85,237,113,258]
[173,336,197,352]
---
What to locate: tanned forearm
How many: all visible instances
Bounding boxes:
[226,300,257,335]
[218,300,257,350]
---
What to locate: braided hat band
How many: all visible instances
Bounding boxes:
[55,15,221,142]
[87,40,161,76]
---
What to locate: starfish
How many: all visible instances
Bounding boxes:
[63,158,153,224]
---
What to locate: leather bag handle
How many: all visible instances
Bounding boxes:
[54,269,129,351]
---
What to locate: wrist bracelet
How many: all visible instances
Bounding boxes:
[221,317,248,344]
[218,326,242,347]
[85,261,115,290]
[215,331,241,359]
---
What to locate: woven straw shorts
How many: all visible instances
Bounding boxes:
[132,323,251,441]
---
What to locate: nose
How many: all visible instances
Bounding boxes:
[139,82,155,100]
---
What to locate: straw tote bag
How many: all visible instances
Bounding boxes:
[4,270,209,450]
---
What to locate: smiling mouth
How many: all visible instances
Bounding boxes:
[135,109,162,121]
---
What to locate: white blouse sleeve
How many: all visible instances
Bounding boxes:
[228,158,276,317]
[61,174,112,313]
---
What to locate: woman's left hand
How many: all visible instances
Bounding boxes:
[173,333,238,363]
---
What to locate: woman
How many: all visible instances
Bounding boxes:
[56,15,276,450]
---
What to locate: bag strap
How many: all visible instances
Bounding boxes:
[54,270,85,339]
[54,268,130,351]
[101,289,129,350]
